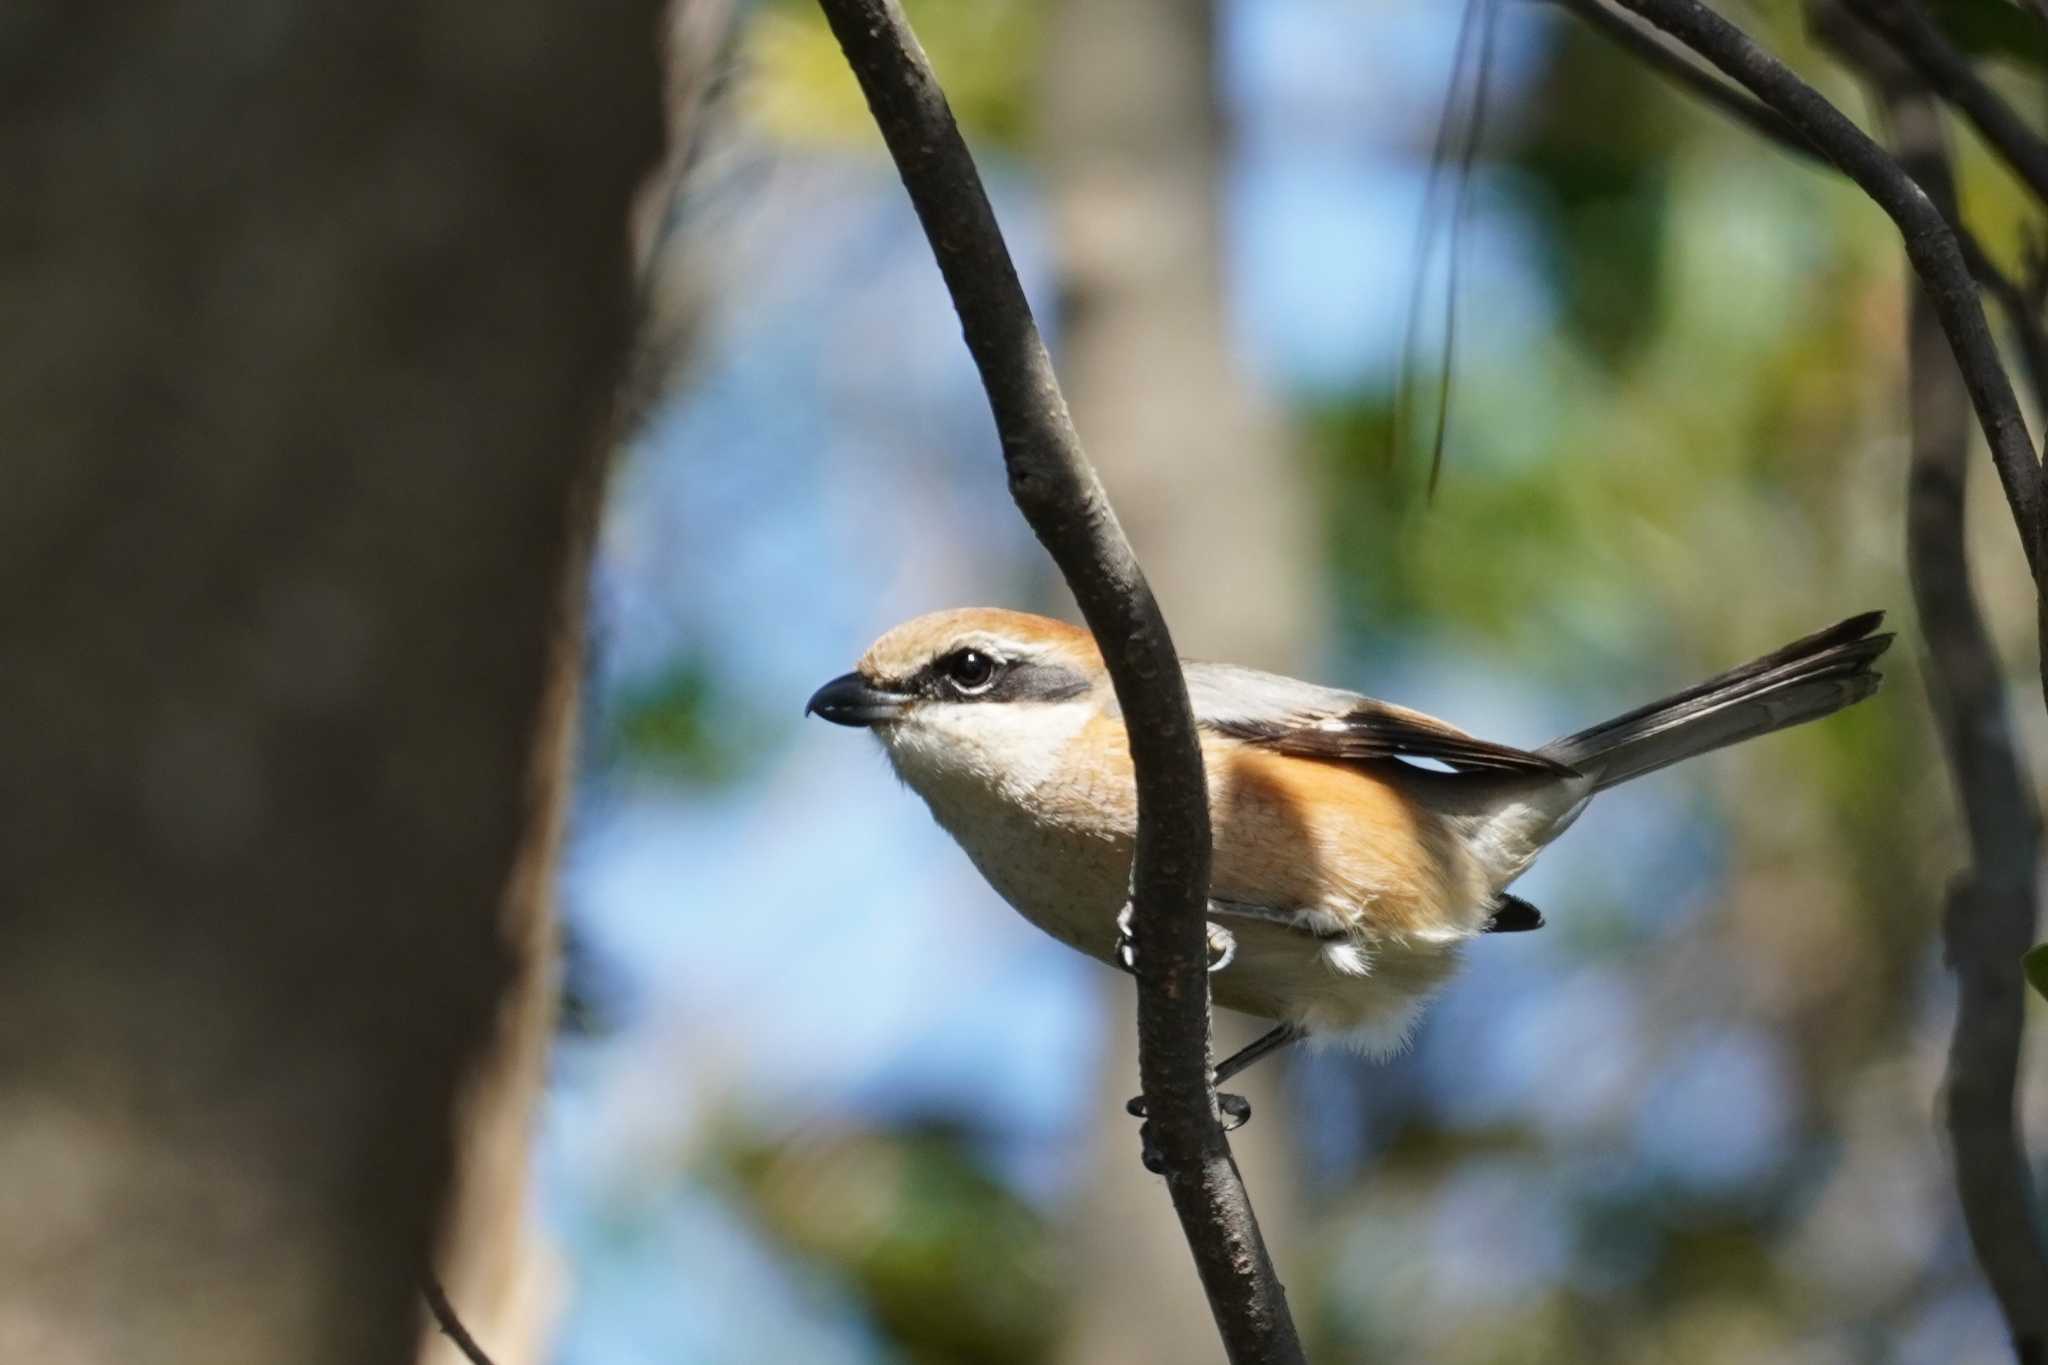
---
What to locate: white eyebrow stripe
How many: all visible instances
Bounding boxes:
[950,633,1044,659]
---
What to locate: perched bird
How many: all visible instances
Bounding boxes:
[807,608,1890,1095]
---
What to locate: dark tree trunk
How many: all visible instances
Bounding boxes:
[0,5,663,1362]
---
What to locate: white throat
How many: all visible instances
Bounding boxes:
[876,697,1098,812]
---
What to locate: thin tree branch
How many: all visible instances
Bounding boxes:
[1878,74,2048,1365]
[1549,0,1815,153]
[1847,0,2048,207]
[1607,0,2046,580]
[1549,0,2048,413]
[809,2,1305,1360]
[1863,56,2048,1365]
[1807,12,2048,1356]
[1966,237,2048,418]
[422,1273,501,1365]
[1572,3,2048,1342]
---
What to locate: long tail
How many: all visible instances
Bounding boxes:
[1537,613,1892,792]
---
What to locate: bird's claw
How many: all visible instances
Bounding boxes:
[1113,903,1236,975]
[1125,1091,1252,1124]
[1125,1087,1254,1172]
[1137,1120,1167,1174]
[1207,924,1237,973]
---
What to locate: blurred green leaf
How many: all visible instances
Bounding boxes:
[1507,21,1681,365]
[605,657,760,783]
[2027,944,2048,1000]
[745,0,1041,151]
[1927,0,2048,71]
[713,1122,1066,1365]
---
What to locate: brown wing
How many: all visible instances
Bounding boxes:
[1210,698,1576,776]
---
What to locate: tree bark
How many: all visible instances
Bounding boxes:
[417,5,729,1359]
[0,4,663,1362]
[1609,0,2044,589]
[1036,3,1320,1361]
[1831,26,2048,1357]
[813,2,1306,1359]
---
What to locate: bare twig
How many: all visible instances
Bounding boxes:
[1549,0,1814,152]
[1607,0,2046,579]
[1574,2,2048,1347]
[1839,41,2048,1362]
[1776,8,2048,1354]
[1847,0,2048,207]
[422,1273,500,1365]
[1550,0,2048,417]
[809,2,1304,1359]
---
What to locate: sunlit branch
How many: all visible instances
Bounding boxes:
[807,2,1305,1360]
[1549,0,2048,413]
[1605,0,2046,581]
[1821,13,2048,1353]
[1847,0,2048,208]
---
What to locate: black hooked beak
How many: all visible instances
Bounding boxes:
[805,671,910,727]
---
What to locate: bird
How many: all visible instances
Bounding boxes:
[807,607,1890,1105]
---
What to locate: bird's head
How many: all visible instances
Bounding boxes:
[807,608,1110,801]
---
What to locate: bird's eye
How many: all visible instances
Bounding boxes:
[942,649,999,694]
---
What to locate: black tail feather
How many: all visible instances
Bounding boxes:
[1539,613,1891,791]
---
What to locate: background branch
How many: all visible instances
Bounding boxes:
[1551,0,2048,414]
[1846,0,2048,206]
[422,1274,501,1365]
[1819,20,2048,1358]
[810,1,1305,1359]
[1563,0,2048,1351]
[1608,0,2046,586]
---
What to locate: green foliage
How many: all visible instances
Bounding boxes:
[2027,943,2048,1000]
[744,0,1042,150]
[712,1122,1067,1365]
[1508,22,1680,364]
[605,657,761,783]
[1927,0,2048,71]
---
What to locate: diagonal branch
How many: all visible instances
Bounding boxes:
[1608,0,2046,581]
[1578,2,2048,1348]
[809,2,1305,1360]
[422,1274,500,1365]
[1867,61,2048,1365]
[1846,0,2048,207]
[1549,0,2048,411]
[1549,0,1815,153]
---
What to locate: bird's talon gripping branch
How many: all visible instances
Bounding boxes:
[1205,922,1237,974]
[1127,1091,1252,1163]
[1115,900,1236,975]
[1137,1120,1167,1176]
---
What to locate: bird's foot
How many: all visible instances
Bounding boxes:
[1113,902,1237,975]
[1126,1090,1254,1170]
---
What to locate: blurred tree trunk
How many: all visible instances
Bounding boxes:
[0,5,662,1364]
[420,4,727,1360]
[1038,3,1320,1359]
